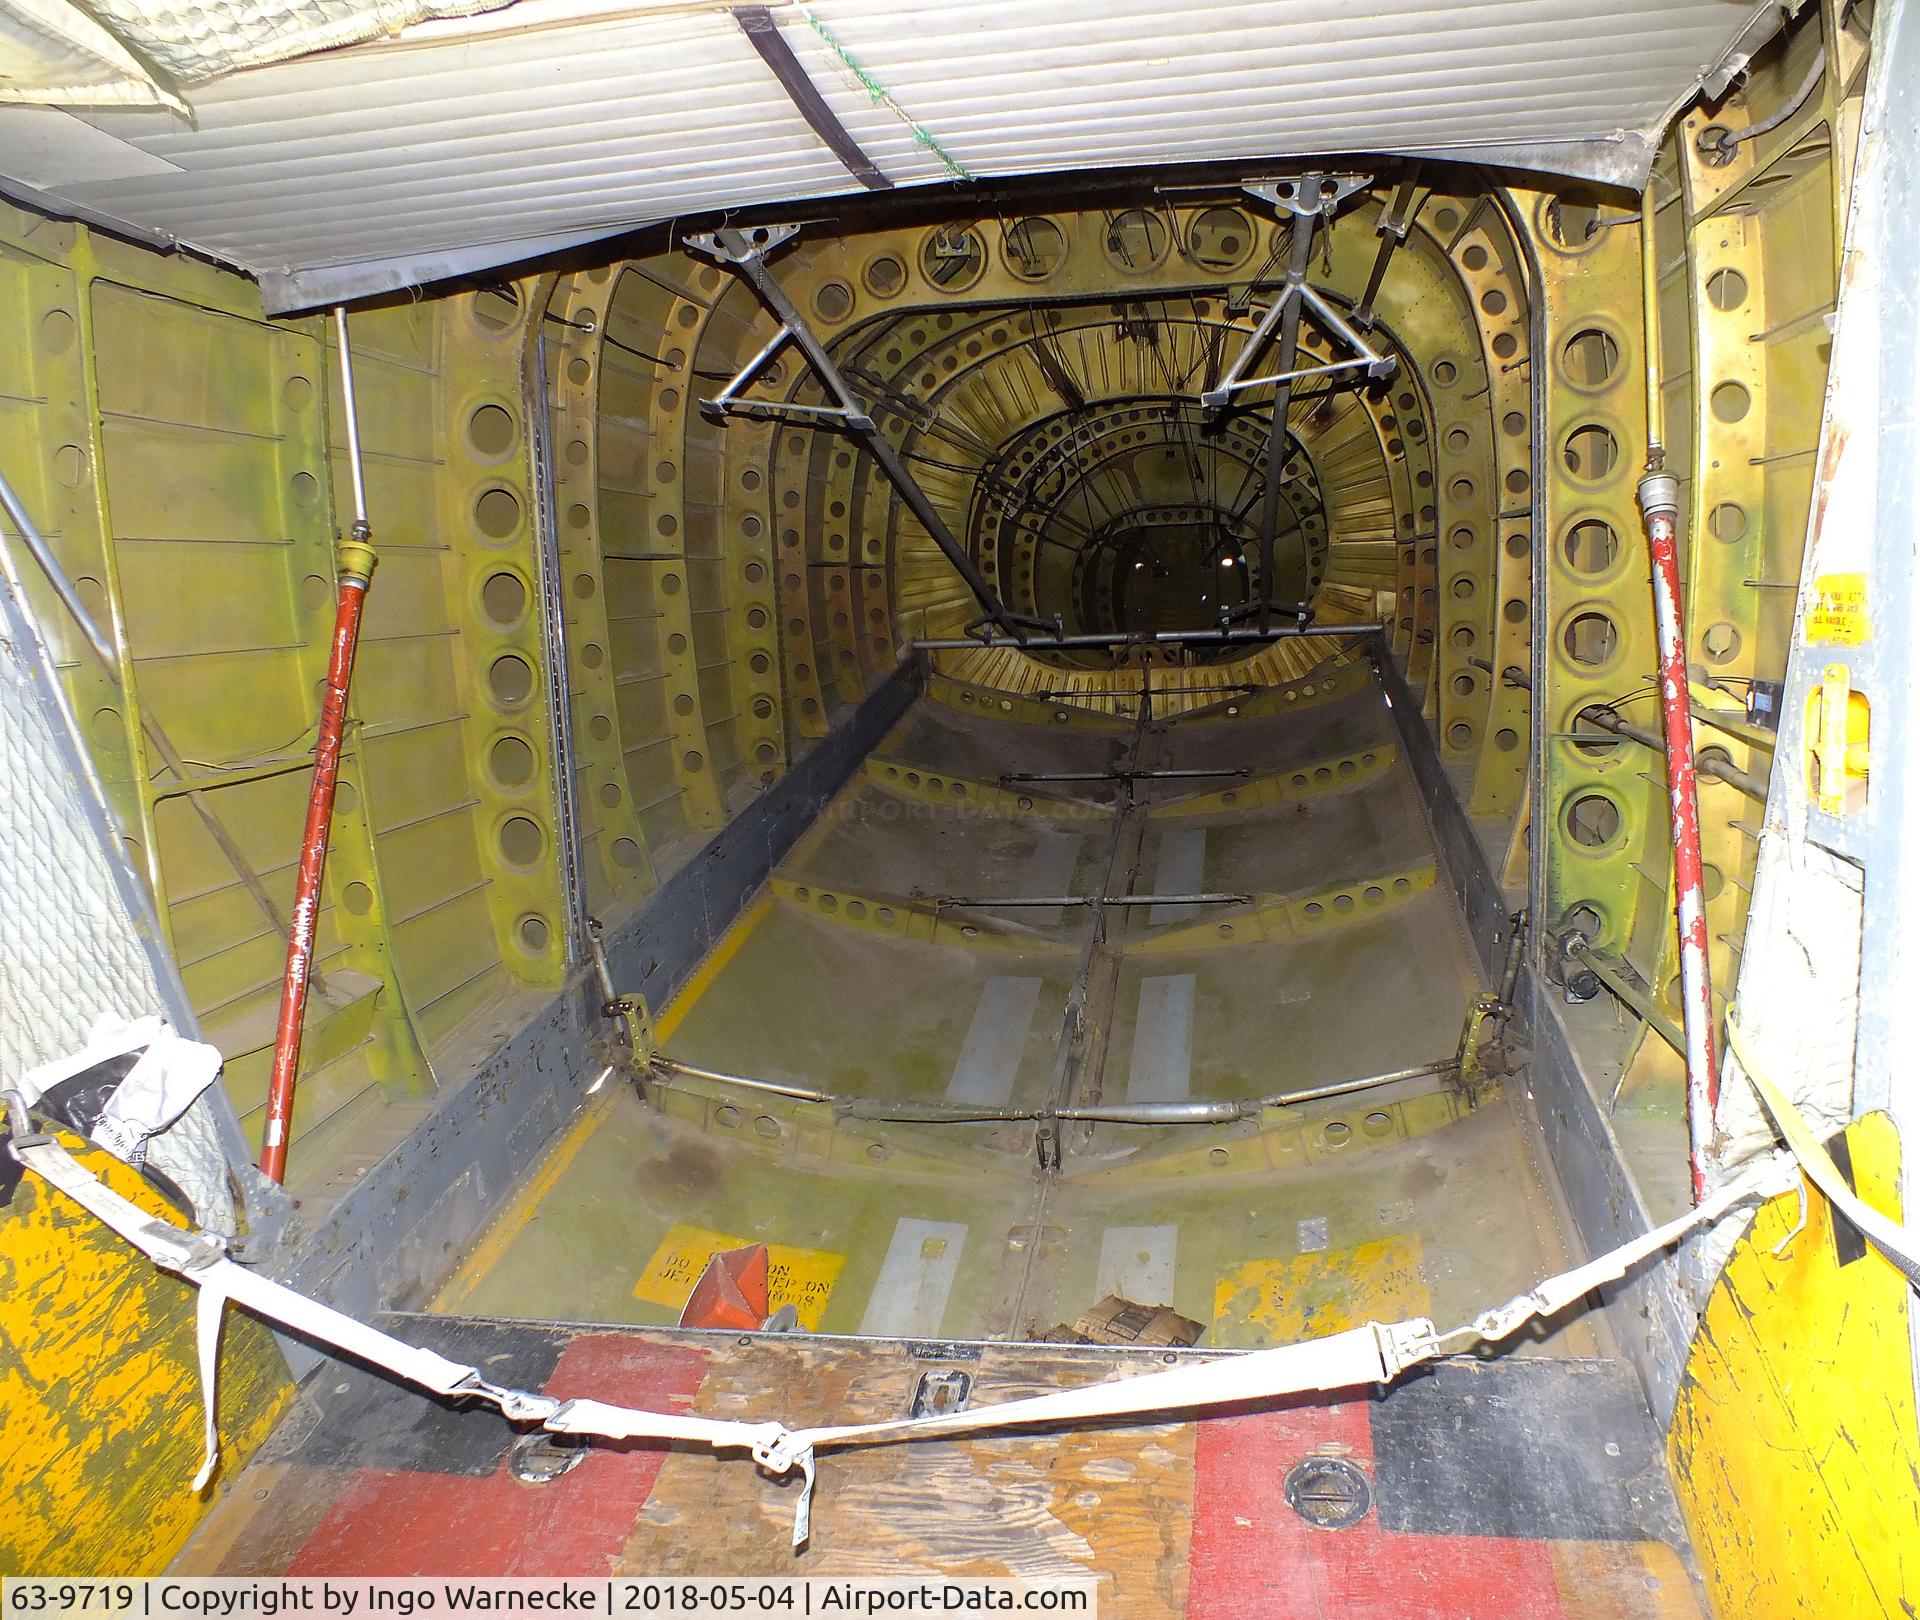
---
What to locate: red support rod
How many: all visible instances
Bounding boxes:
[1638,471,1719,1204]
[259,554,372,1183]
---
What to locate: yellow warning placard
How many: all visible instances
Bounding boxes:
[1212,1235,1430,1348]
[634,1222,845,1329]
[1808,573,1871,645]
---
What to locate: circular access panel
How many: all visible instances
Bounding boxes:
[1284,1456,1373,1529]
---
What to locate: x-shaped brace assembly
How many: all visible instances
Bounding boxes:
[686,224,1050,641]
[1200,174,1399,633]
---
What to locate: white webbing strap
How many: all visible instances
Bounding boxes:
[1457,1152,1799,1344]
[1725,1018,1920,1288]
[9,1131,1794,1548]
[746,1155,1797,1541]
[191,1275,229,1490]
[748,1319,1435,1546]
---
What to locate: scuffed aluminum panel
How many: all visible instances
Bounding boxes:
[12,0,1789,308]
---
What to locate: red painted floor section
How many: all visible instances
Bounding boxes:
[291,1336,711,1576]
[183,1320,1694,1613]
[1189,1395,1568,1620]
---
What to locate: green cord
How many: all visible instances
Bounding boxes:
[802,9,973,181]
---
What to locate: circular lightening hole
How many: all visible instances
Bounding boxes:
[498,815,545,865]
[1565,792,1622,848]
[1706,269,1748,312]
[481,572,529,626]
[1701,621,1742,663]
[467,404,516,457]
[1561,424,1620,481]
[1561,328,1620,388]
[490,735,536,787]
[474,487,522,539]
[1562,518,1619,574]
[1710,382,1751,423]
[1563,610,1620,667]
[863,254,906,298]
[489,653,534,705]
[472,287,521,331]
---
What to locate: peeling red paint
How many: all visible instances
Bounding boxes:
[291,1335,712,1575]
[1641,489,1720,1205]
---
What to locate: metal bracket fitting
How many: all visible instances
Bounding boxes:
[684,223,802,266]
[1452,991,1510,1101]
[910,1368,973,1419]
[607,994,655,1066]
[584,916,654,1065]
[686,226,877,428]
[1243,173,1374,217]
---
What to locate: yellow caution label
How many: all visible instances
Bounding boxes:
[1212,1235,1430,1347]
[1808,573,1871,645]
[634,1222,845,1329]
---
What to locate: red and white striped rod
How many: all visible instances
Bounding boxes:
[1638,469,1719,1203]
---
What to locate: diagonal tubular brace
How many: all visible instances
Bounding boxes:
[1354,166,1424,331]
[1199,175,1397,413]
[1201,175,1395,635]
[686,225,1042,639]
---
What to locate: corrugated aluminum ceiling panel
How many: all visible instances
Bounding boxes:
[4,0,1791,309]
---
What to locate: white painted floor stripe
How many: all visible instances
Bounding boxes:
[1150,825,1207,924]
[1096,1223,1179,1307]
[857,1217,969,1338]
[946,975,1044,1105]
[1127,973,1195,1103]
[998,831,1084,926]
